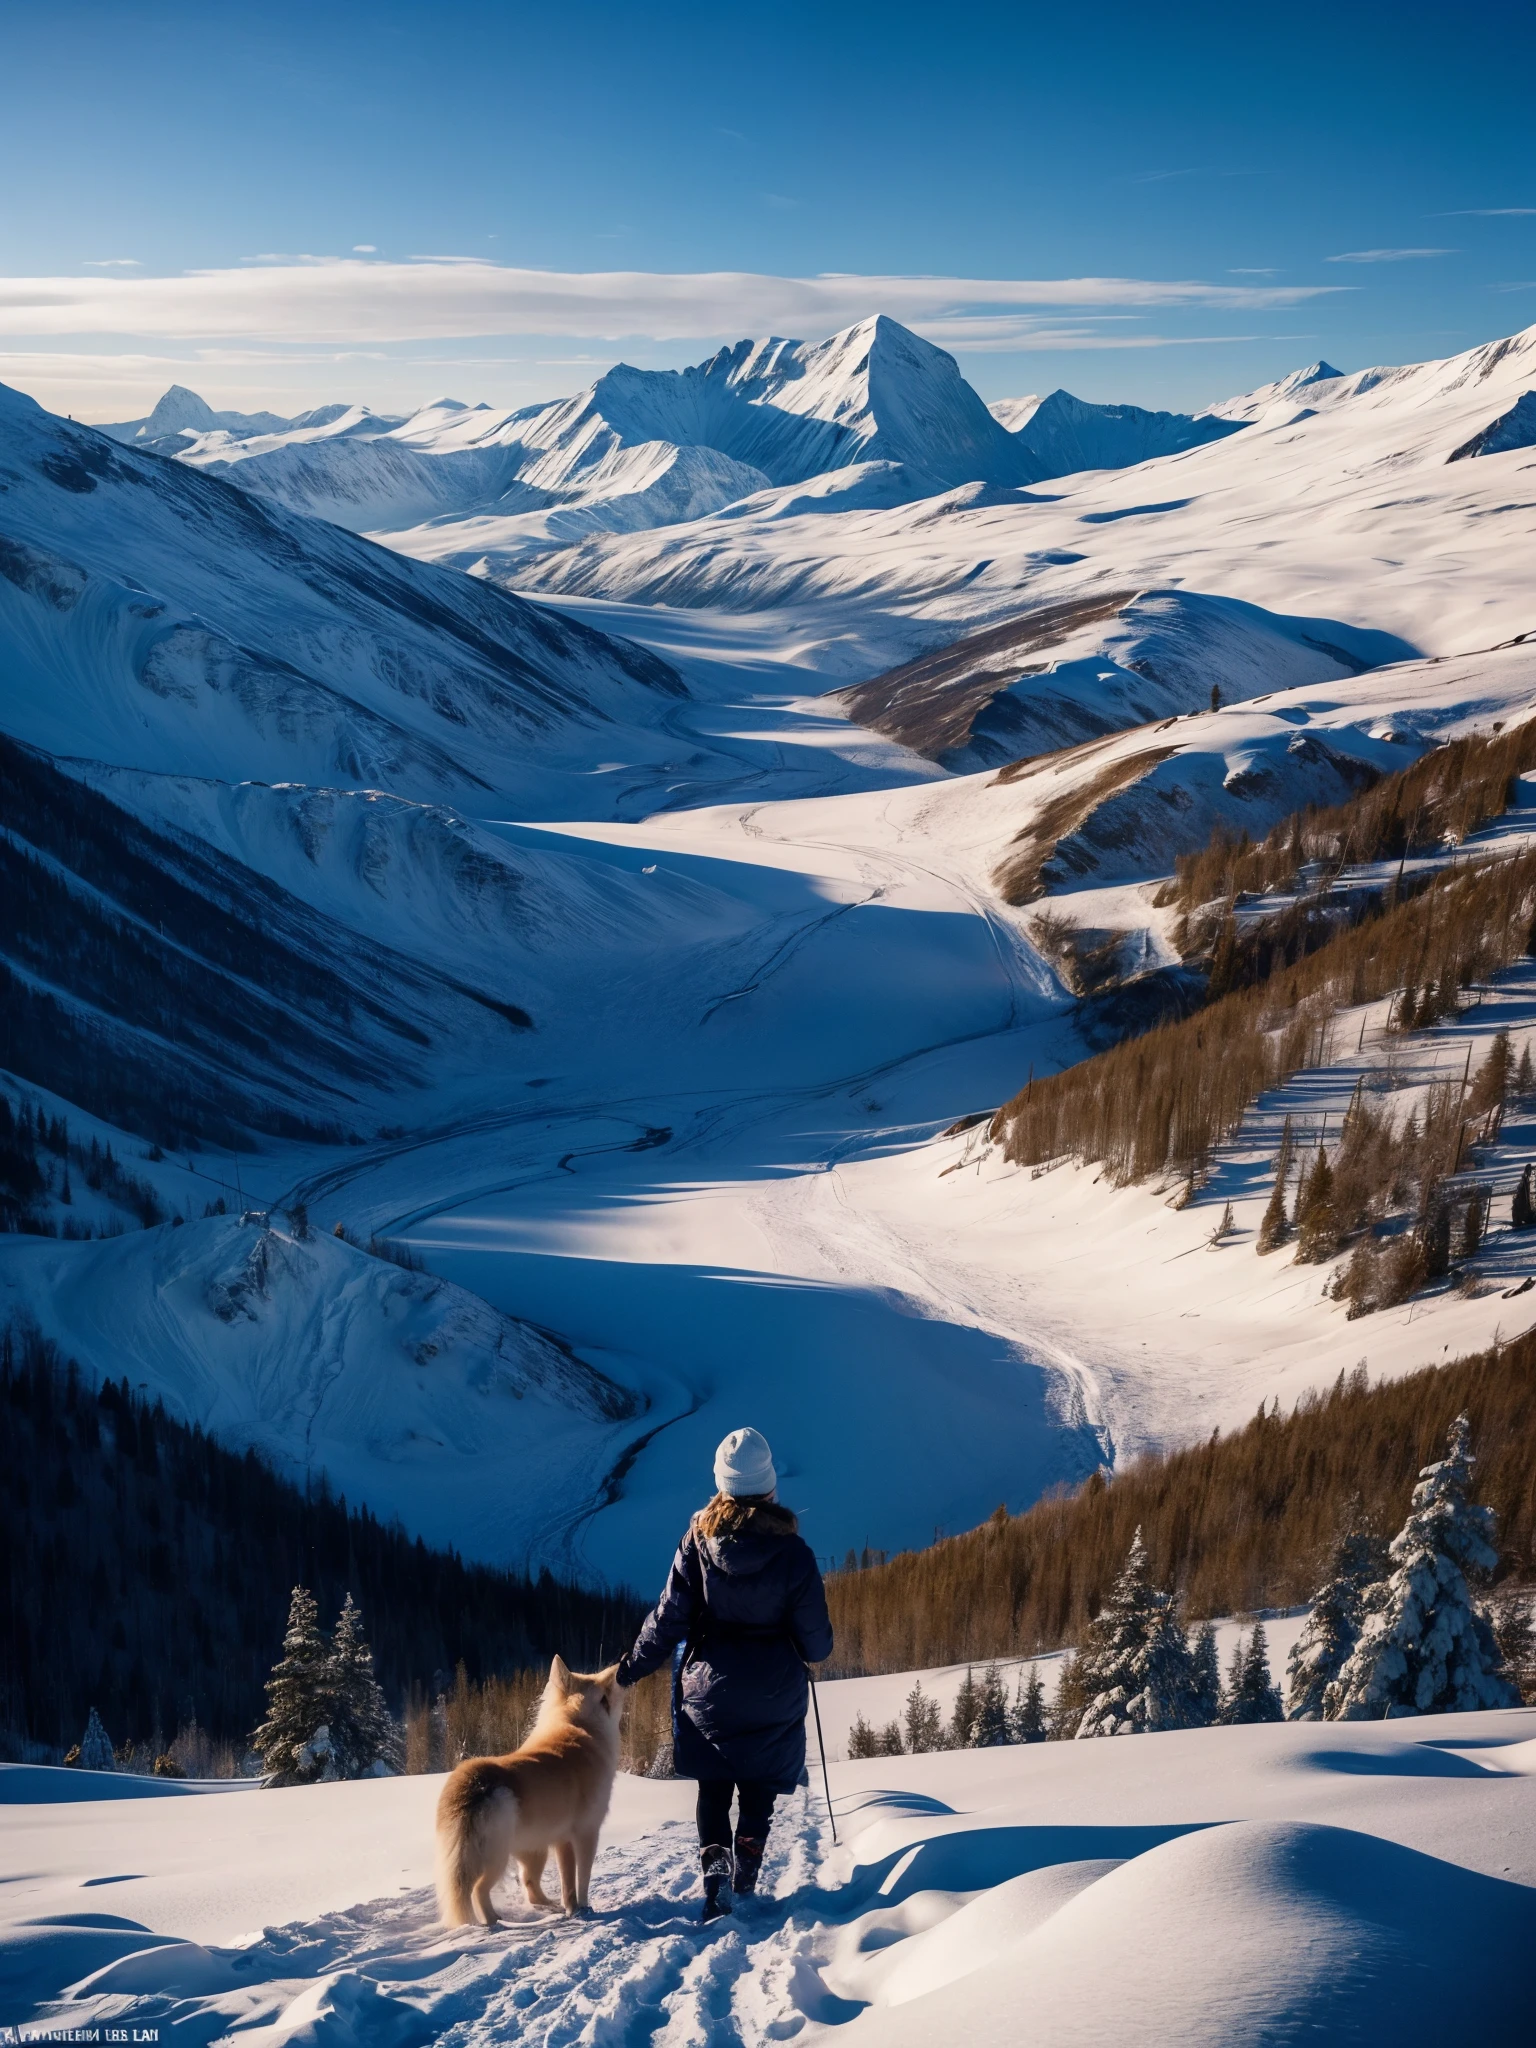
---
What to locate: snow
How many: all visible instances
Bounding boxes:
[521,323,1536,657]
[5,1704,1533,2042]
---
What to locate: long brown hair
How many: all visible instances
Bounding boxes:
[693,1493,798,1542]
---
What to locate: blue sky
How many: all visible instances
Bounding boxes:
[3,0,1533,420]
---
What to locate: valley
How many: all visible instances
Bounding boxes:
[4,314,1536,1595]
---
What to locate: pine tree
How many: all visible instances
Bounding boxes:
[1469,1028,1512,1116]
[328,1593,395,1778]
[1187,1621,1221,1725]
[948,1668,982,1749]
[1257,1179,1290,1254]
[1518,1044,1535,1095]
[1011,1666,1048,1743]
[251,1586,334,1785]
[1326,1416,1520,1718]
[1458,1189,1488,1263]
[1286,1508,1380,1720]
[1219,1623,1284,1723]
[1512,1163,1534,1231]
[1421,1191,1453,1281]
[1487,1593,1536,1705]
[902,1680,943,1755]
[974,1664,1011,1746]
[77,1707,115,1771]
[874,1720,906,1757]
[847,1713,878,1760]
[1295,1148,1339,1263]
[1075,1530,1198,1737]
[1262,1116,1296,1252]
[1049,1650,1090,1740]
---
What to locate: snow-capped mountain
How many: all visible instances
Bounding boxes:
[128,318,1039,576]
[521,322,1536,657]
[0,378,683,808]
[993,387,1245,477]
[100,382,293,452]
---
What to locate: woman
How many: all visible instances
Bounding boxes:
[616,1426,833,1920]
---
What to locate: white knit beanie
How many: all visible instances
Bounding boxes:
[714,1426,776,1499]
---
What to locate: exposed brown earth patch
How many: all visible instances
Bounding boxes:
[991,743,1181,904]
[832,589,1139,761]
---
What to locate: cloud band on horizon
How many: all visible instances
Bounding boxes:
[0,259,1343,349]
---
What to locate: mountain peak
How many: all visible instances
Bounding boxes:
[139,384,224,437]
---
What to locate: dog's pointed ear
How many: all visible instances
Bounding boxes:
[550,1654,570,1691]
[597,1661,622,1703]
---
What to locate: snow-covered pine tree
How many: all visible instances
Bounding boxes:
[948,1668,982,1749]
[1518,1043,1535,1095]
[902,1680,943,1754]
[1188,1621,1221,1725]
[1512,1163,1534,1231]
[77,1707,115,1771]
[251,1585,334,1785]
[1011,1666,1048,1743]
[1286,1508,1380,1719]
[874,1720,905,1757]
[328,1592,396,1778]
[974,1665,1011,1746]
[1326,1415,1520,1718]
[1219,1623,1284,1723]
[1075,1529,1197,1737]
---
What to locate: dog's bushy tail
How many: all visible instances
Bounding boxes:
[435,1775,483,1927]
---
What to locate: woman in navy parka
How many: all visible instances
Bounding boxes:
[616,1427,833,1920]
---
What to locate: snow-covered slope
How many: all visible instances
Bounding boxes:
[0,1215,645,1570]
[522,323,1536,656]
[6,1708,1534,2043]
[833,586,1413,769]
[0,379,684,809]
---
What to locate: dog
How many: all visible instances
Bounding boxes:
[435,1656,624,1926]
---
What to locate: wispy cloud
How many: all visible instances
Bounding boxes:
[82,258,141,268]
[1325,247,1455,263]
[0,259,1343,348]
[1432,208,1536,218]
[352,244,377,253]
[1228,267,1278,277]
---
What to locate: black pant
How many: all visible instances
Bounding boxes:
[696,1779,776,1851]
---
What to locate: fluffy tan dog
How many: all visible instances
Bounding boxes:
[434,1657,624,1926]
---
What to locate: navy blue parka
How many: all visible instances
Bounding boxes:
[617,1502,833,1791]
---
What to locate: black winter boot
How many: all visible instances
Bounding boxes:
[733,1834,767,1898]
[700,1843,734,1922]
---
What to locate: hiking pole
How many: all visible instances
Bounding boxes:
[807,1669,839,1844]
